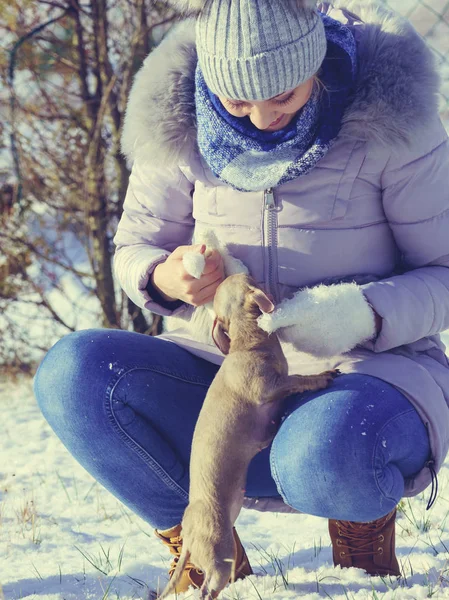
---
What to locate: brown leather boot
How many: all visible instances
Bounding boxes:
[328,508,401,577]
[154,523,253,596]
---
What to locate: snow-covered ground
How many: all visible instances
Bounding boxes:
[2,332,449,600]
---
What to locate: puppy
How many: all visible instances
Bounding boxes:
[158,274,338,599]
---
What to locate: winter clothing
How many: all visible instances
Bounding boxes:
[195,12,357,192]
[154,524,253,595]
[194,0,327,100]
[115,1,449,509]
[34,331,431,525]
[196,68,322,191]
[328,508,401,577]
[257,281,377,356]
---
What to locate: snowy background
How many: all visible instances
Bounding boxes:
[2,1,449,599]
[2,347,449,600]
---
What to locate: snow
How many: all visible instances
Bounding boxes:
[2,334,449,600]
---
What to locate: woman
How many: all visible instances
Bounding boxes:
[34,0,449,595]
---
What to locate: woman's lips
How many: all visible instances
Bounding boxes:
[268,114,284,127]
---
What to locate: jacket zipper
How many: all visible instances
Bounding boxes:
[425,422,438,510]
[264,187,279,302]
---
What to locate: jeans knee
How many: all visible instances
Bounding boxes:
[271,441,397,521]
[269,374,424,521]
[270,410,395,521]
[34,329,107,421]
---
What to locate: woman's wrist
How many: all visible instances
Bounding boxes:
[146,264,184,309]
[150,263,178,303]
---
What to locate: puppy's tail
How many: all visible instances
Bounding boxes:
[157,548,191,599]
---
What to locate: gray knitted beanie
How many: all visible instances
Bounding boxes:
[186,0,327,100]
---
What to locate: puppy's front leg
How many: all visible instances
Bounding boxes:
[278,370,339,397]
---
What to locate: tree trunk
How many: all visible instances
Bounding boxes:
[86,163,119,327]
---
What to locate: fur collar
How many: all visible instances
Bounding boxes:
[121,1,441,166]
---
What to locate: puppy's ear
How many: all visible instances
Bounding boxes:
[212,318,231,355]
[250,288,275,314]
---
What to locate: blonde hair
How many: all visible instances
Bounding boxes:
[312,71,330,101]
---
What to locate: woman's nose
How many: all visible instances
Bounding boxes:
[249,107,278,130]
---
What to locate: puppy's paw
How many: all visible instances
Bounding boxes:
[319,369,340,384]
[328,369,341,379]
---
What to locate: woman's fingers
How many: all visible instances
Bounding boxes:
[154,244,229,306]
[202,249,224,275]
[191,274,224,306]
[199,266,224,290]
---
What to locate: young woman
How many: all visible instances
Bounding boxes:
[34,0,449,594]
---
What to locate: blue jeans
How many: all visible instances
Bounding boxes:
[33,329,431,529]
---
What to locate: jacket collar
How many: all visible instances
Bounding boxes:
[121,2,441,166]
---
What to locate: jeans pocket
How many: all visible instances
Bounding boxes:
[107,368,188,494]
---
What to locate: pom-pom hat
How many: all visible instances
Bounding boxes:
[168,0,327,100]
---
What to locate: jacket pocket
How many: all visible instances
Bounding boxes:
[273,140,370,228]
[192,181,219,218]
[331,141,367,219]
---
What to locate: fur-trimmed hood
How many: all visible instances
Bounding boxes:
[121,1,441,166]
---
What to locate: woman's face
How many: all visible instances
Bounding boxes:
[218,77,314,131]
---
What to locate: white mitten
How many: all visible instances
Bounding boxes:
[257,283,376,357]
[182,251,206,280]
[182,229,249,280]
[181,230,249,343]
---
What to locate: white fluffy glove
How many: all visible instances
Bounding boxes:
[182,229,248,280]
[182,250,206,280]
[257,283,377,357]
[179,230,249,345]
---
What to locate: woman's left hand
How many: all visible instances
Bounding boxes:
[257,283,379,357]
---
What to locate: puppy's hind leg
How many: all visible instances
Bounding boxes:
[200,553,234,600]
[200,570,230,600]
[157,548,191,599]
[200,584,218,600]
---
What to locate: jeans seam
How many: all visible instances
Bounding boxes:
[269,438,292,507]
[372,408,416,503]
[105,366,209,502]
[122,365,212,387]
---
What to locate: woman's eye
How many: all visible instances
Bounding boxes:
[226,100,245,110]
[223,93,295,111]
[275,93,295,107]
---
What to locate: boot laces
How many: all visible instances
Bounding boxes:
[161,534,204,577]
[336,512,391,558]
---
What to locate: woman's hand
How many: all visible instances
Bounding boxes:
[150,244,225,306]
[257,283,379,357]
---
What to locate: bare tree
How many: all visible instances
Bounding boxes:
[1,0,176,366]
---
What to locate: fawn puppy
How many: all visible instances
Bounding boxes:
[158,274,338,599]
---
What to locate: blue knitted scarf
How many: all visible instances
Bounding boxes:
[195,14,357,192]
